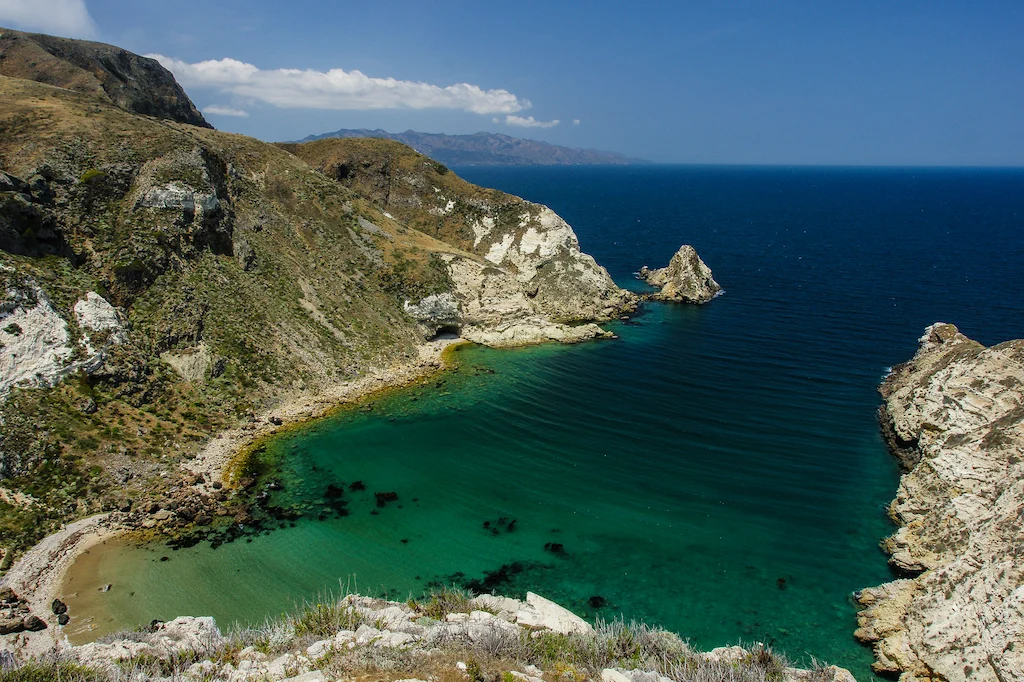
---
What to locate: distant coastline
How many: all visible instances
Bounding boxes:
[296,128,649,166]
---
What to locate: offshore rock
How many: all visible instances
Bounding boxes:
[638,245,721,303]
[857,323,1024,682]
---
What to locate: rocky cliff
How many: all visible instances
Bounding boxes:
[638,245,720,303]
[0,27,210,128]
[855,323,1024,682]
[0,35,633,560]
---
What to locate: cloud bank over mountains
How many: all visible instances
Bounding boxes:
[151,54,532,116]
[0,0,97,38]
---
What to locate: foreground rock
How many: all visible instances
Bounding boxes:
[638,245,720,303]
[24,592,853,682]
[856,323,1024,682]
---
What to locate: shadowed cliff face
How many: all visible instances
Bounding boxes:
[0,27,210,128]
[857,324,1024,682]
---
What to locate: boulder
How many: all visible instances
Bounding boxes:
[638,245,721,303]
[515,591,593,634]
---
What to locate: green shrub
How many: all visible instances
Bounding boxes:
[79,168,105,184]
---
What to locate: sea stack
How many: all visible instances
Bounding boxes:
[856,323,1024,682]
[638,244,721,303]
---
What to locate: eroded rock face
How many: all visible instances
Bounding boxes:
[0,278,127,400]
[638,245,720,303]
[857,323,1024,682]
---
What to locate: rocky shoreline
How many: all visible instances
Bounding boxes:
[855,323,1024,682]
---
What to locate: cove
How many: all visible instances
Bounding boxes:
[60,165,1024,681]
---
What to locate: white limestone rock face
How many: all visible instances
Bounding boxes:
[471,204,636,326]
[74,291,128,351]
[638,245,721,303]
[1,284,72,397]
[856,323,1024,682]
[1,281,126,399]
[515,591,594,635]
[138,182,219,215]
[75,616,224,670]
[445,256,613,348]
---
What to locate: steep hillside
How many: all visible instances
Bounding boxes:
[299,128,646,166]
[283,137,636,344]
[0,69,632,561]
[0,27,210,128]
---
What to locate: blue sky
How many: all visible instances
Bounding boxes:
[2,0,1022,165]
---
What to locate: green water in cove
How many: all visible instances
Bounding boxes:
[65,166,1024,680]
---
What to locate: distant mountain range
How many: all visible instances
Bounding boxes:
[298,128,648,166]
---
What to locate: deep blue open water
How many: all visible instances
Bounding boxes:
[62,165,1024,679]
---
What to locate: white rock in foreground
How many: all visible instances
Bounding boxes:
[515,591,594,634]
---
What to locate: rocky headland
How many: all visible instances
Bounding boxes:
[0,25,635,619]
[856,323,1024,682]
[637,245,720,304]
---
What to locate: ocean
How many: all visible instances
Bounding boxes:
[60,165,1024,679]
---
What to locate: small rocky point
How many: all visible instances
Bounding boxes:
[638,245,720,303]
[856,323,1024,682]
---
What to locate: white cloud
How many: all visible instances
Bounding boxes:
[573,119,581,126]
[505,115,560,129]
[204,105,249,118]
[149,55,529,115]
[0,0,97,38]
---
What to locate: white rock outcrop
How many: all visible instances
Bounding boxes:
[638,245,720,303]
[1,284,126,398]
[74,291,128,350]
[857,323,1024,682]
[138,182,219,216]
[462,203,635,335]
[515,591,594,635]
[1,284,72,397]
[445,256,614,347]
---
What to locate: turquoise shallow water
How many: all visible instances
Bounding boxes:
[63,166,1024,680]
